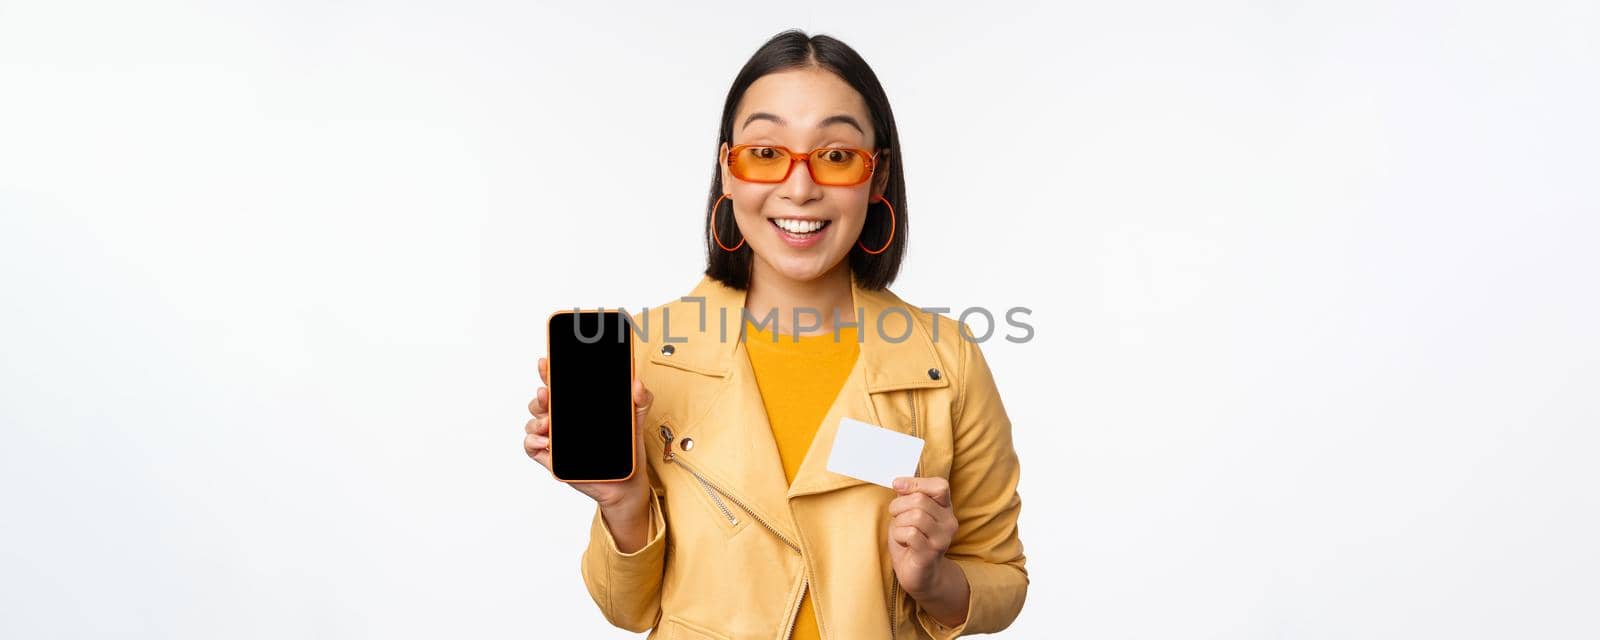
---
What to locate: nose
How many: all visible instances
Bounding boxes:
[777,154,823,205]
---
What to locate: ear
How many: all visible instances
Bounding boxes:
[870,150,891,200]
[718,142,733,194]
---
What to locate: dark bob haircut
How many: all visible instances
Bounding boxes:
[704,29,907,291]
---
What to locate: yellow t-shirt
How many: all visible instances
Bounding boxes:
[743,318,860,640]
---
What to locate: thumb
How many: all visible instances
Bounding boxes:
[633,379,654,418]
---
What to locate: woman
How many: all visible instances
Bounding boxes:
[524,30,1027,639]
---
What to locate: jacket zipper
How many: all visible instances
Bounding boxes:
[783,579,807,640]
[888,390,922,638]
[889,577,898,639]
[694,472,738,525]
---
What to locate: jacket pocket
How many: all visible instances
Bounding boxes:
[662,614,731,640]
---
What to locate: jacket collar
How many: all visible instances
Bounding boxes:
[650,273,950,394]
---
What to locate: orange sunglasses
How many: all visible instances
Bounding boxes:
[726,144,881,186]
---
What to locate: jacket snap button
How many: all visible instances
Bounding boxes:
[928,368,941,380]
[660,344,675,356]
[680,437,694,451]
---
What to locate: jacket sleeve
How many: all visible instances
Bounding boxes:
[579,485,669,632]
[915,326,1029,638]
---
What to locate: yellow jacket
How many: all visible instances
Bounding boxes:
[580,274,1028,639]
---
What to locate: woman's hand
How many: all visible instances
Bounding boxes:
[524,356,654,518]
[888,476,971,627]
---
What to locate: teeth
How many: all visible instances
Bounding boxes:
[772,218,827,234]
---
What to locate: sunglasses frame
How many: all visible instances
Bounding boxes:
[725,144,882,187]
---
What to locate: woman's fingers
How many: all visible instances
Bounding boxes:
[526,356,549,437]
[893,476,951,507]
[891,523,932,552]
[889,493,951,526]
[524,415,549,437]
[889,492,955,549]
[523,363,550,468]
[891,504,940,539]
[527,386,549,417]
[535,415,548,436]
[889,492,938,516]
[524,432,551,468]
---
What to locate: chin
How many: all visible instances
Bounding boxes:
[760,250,845,283]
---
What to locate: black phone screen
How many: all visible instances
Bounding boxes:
[548,310,635,482]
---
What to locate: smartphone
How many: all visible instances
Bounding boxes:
[546,309,637,483]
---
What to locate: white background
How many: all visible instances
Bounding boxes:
[3,1,1597,638]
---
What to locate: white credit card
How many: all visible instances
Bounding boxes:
[827,417,925,489]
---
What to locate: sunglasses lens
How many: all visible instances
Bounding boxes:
[731,146,793,182]
[809,148,869,185]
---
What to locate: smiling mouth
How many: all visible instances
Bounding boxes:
[769,217,832,237]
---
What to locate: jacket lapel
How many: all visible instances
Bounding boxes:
[786,279,950,498]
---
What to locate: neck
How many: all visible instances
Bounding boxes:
[746,259,856,336]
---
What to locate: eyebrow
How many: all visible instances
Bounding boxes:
[742,112,865,135]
